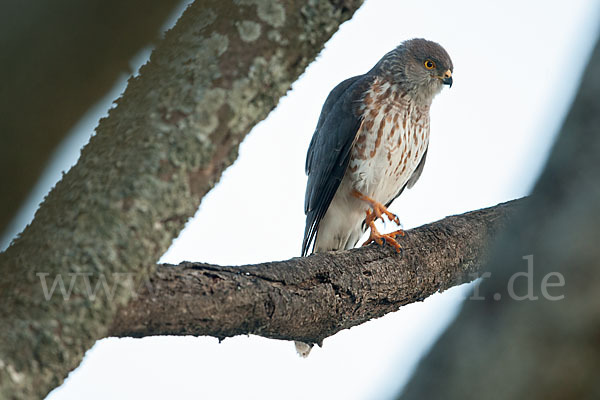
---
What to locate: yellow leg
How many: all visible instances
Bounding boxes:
[352,189,400,225]
[352,190,405,252]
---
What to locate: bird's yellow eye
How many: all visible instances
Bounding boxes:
[424,60,435,70]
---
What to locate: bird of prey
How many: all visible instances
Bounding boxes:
[302,39,453,257]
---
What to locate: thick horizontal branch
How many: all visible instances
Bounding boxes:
[110,199,524,344]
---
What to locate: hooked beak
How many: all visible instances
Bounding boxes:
[442,69,453,88]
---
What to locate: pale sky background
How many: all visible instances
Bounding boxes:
[2,0,598,399]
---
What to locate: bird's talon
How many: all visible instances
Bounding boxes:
[363,225,405,251]
[353,190,402,227]
[391,229,406,237]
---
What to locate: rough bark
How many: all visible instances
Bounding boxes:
[109,199,522,343]
[0,1,364,398]
[0,0,183,235]
[399,34,600,400]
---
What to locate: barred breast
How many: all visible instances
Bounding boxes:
[313,78,429,252]
[348,78,430,205]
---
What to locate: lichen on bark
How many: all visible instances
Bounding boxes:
[0,0,365,398]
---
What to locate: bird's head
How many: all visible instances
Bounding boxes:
[378,38,453,104]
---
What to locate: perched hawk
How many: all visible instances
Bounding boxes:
[302,38,453,257]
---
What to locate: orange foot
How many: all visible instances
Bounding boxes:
[351,190,400,225]
[362,210,405,252]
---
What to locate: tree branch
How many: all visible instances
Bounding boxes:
[0,1,364,398]
[0,0,183,235]
[110,199,523,344]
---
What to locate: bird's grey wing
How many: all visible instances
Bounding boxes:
[302,75,367,256]
[384,148,428,209]
[305,76,362,176]
[406,147,427,189]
